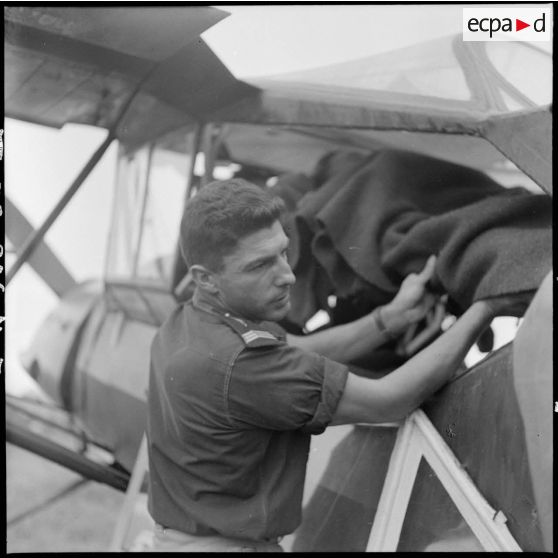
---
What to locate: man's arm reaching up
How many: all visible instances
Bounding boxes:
[330,299,498,425]
[288,255,440,363]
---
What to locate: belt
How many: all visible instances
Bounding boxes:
[154,524,282,551]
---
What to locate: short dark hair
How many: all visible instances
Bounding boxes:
[180,179,286,271]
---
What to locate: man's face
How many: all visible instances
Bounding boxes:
[213,221,296,322]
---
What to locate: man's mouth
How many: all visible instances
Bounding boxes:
[273,291,290,305]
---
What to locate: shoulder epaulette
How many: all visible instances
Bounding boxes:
[220,313,283,348]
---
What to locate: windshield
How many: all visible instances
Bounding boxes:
[105,128,195,286]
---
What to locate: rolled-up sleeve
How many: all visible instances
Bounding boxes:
[225,343,349,434]
[302,356,349,434]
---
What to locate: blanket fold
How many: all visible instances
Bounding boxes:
[278,149,551,327]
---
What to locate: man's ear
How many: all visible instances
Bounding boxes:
[190,264,219,294]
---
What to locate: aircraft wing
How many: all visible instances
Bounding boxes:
[209,36,552,194]
[6,11,551,192]
[4,6,257,147]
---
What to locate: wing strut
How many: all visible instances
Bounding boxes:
[5,197,76,296]
[6,69,153,286]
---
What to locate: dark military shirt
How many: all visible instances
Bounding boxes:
[147,289,349,541]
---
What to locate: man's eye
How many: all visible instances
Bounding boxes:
[250,262,267,271]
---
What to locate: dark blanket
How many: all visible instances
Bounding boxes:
[282,149,552,327]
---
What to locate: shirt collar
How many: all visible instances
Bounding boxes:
[191,288,285,341]
[192,288,249,326]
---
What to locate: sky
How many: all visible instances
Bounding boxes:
[203,2,551,77]
[203,4,466,77]
[3,3,549,394]
[4,121,117,395]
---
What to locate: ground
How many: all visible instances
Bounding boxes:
[6,443,125,553]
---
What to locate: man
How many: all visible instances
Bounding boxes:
[146,179,500,552]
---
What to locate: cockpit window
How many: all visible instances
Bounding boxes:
[397,458,484,552]
[485,42,552,108]
[135,144,190,282]
[105,145,150,280]
[105,128,195,286]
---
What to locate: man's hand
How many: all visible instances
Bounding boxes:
[381,255,439,336]
[396,296,447,357]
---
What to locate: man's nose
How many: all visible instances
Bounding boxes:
[276,258,296,286]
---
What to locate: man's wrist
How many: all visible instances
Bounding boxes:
[377,304,408,338]
[373,305,400,340]
[470,300,497,319]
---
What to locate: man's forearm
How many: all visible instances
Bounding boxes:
[331,301,495,425]
[289,256,440,363]
[378,300,494,419]
[287,306,397,363]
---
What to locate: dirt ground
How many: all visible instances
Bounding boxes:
[6,443,126,553]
